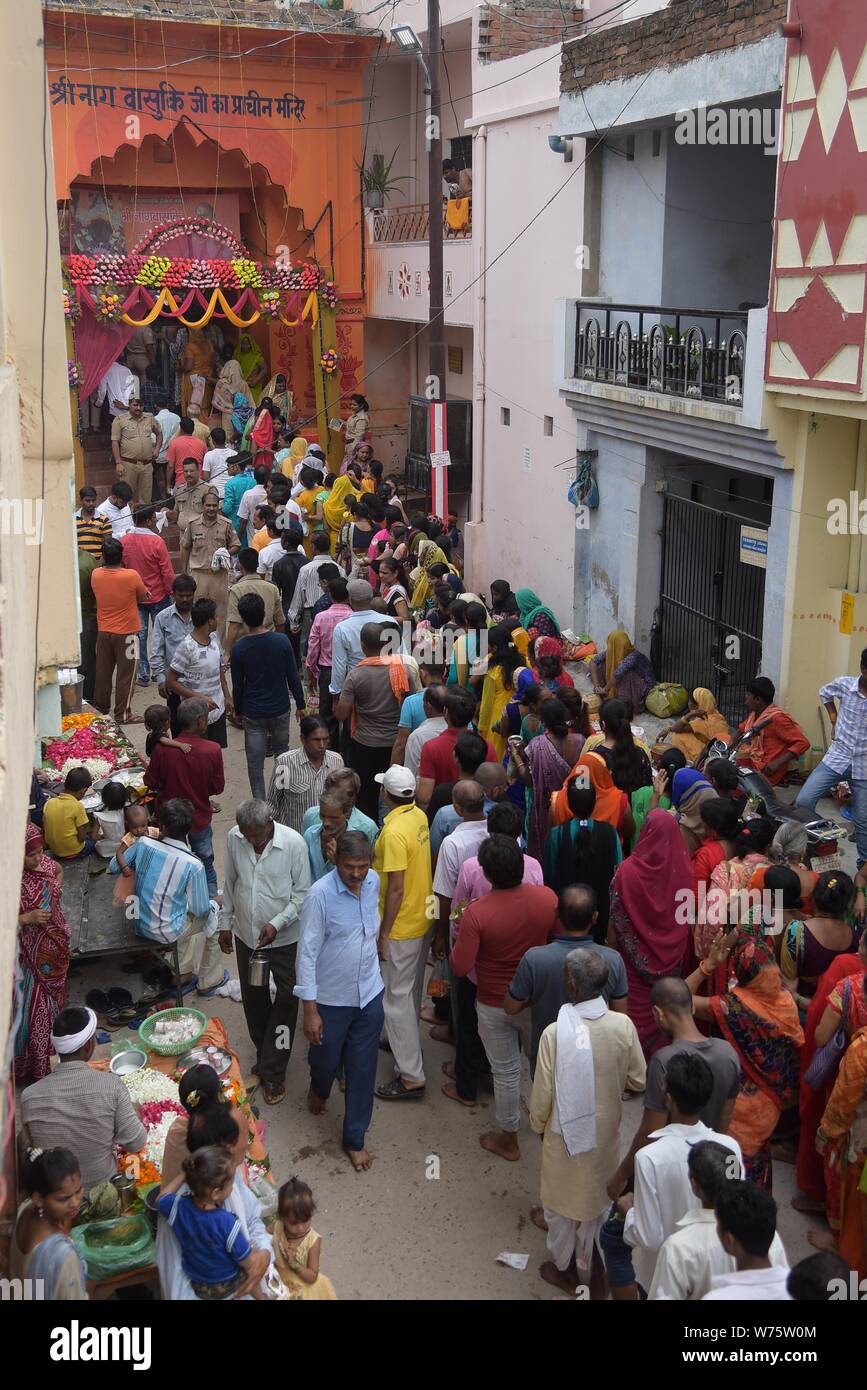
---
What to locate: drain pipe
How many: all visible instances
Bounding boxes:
[470,123,487,537]
[856,422,867,593]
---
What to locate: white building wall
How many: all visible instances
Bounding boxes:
[464,38,583,626]
[599,132,667,303]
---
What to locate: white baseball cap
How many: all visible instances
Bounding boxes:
[374,766,416,799]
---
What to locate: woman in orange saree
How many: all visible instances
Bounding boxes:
[180,330,216,415]
[688,935,804,1190]
[548,749,632,838]
[818,1023,867,1279]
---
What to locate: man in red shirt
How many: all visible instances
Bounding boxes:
[451,834,558,1163]
[91,537,149,723]
[143,696,224,898]
[122,505,177,687]
[165,416,207,489]
[417,686,497,810]
[732,676,810,785]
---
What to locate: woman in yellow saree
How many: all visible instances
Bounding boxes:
[233,333,268,401]
[280,436,309,481]
[323,473,360,557]
[409,537,454,613]
[478,624,531,761]
[657,687,731,763]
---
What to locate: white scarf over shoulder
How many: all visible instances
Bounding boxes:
[552,997,608,1156]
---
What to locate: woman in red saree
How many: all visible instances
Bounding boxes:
[817,1024,867,1278]
[249,401,277,468]
[794,937,867,1211]
[608,809,693,1058]
[687,935,803,1190]
[14,824,71,1085]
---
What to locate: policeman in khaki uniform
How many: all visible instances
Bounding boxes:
[167,458,210,532]
[111,396,161,507]
[181,488,240,640]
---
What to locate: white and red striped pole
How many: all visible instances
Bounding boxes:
[430,400,449,523]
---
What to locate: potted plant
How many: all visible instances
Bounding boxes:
[356,149,408,210]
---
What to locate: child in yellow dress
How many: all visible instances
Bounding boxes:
[273,1178,337,1300]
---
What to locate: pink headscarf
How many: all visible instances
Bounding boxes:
[613,809,693,973]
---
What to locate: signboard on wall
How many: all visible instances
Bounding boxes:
[840,591,855,635]
[70,189,241,254]
[739,525,768,569]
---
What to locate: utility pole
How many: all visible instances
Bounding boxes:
[426,0,448,521]
[426,0,445,404]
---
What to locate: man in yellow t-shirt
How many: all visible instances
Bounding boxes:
[372,766,434,1100]
[43,768,96,859]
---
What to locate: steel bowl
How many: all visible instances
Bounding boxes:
[109,1048,148,1076]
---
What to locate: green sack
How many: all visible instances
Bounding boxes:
[645,683,688,719]
[71,1214,154,1281]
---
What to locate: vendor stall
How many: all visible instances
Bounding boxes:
[81,1016,273,1292]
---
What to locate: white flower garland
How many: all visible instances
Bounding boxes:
[121,1068,180,1106]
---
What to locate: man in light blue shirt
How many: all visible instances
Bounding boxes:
[295,829,384,1170]
[303,790,350,882]
[328,579,393,695]
[797,651,867,864]
[114,799,220,988]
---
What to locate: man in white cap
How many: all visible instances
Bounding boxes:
[19,1006,147,1192]
[372,765,433,1101]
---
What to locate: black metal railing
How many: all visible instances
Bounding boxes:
[574,302,751,405]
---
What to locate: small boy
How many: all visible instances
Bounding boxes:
[43,767,95,860]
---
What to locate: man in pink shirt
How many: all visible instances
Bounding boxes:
[122,505,177,685]
[305,575,352,750]
[444,800,543,1108]
[451,833,557,1161]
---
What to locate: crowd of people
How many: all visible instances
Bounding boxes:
[12,368,867,1299]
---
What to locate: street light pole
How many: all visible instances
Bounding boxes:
[426,0,447,517]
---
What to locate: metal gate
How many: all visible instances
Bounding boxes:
[656,493,767,723]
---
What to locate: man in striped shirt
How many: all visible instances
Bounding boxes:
[287,532,346,644]
[797,649,867,864]
[75,486,110,556]
[115,798,223,990]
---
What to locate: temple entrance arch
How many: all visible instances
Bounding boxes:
[62,123,327,437]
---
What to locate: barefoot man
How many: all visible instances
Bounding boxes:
[295,830,384,1171]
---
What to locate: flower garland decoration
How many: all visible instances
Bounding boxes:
[135,255,171,287]
[67,359,83,390]
[300,263,322,291]
[321,281,338,309]
[61,713,100,731]
[63,286,80,321]
[320,348,339,375]
[121,1068,181,1106]
[232,257,263,289]
[42,720,136,776]
[259,289,281,319]
[96,287,123,322]
[128,217,246,261]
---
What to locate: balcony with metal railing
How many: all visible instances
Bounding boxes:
[368,199,472,244]
[574,302,750,406]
